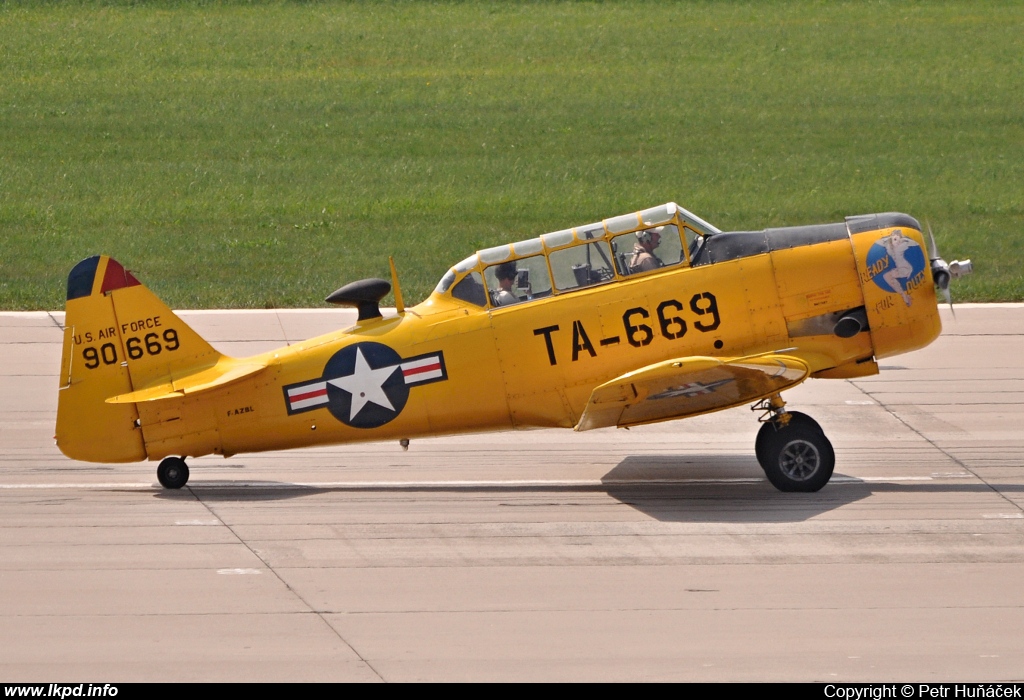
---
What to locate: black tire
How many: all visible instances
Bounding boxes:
[755,412,823,470]
[157,457,189,489]
[755,421,773,469]
[759,421,835,492]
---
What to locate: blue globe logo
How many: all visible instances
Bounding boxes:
[865,231,926,296]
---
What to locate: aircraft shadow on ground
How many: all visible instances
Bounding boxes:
[154,454,1024,524]
[153,484,331,502]
[599,454,865,523]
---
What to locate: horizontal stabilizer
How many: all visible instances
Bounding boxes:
[106,360,266,404]
[575,353,809,431]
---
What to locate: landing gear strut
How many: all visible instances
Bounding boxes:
[753,396,835,492]
[157,456,189,489]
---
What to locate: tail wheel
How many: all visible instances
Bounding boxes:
[157,457,189,489]
[757,416,835,492]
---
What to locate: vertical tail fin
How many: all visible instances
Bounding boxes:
[56,256,222,462]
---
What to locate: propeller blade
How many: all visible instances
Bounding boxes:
[926,220,956,318]
[942,286,955,319]
[926,220,940,260]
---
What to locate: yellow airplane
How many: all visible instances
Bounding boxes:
[55,202,971,492]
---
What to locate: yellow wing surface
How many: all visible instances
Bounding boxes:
[575,353,809,431]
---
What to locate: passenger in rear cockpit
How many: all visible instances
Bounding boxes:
[629,227,665,273]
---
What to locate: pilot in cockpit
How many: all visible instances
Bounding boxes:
[491,262,520,306]
[629,227,664,273]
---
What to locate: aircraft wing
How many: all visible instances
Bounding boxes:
[105,359,267,404]
[575,353,809,431]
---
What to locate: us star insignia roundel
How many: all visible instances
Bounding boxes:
[283,342,447,429]
[650,378,734,400]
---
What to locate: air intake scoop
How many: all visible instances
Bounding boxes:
[325,278,391,321]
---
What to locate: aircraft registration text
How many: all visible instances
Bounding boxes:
[533,291,722,366]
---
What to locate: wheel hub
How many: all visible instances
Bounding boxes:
[779,439,821,481]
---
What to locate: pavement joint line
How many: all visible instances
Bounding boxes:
[188,486,387,681]
[845,379,1024,515]
[0,475,968,490]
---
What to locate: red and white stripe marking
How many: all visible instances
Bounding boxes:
[401,355,443,384]
[287,381,329,411]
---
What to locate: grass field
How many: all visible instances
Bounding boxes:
[1,0,1021,309]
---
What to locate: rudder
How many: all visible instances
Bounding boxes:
[56,256,222,463]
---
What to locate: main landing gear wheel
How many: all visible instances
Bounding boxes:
[157,457,189,489]
[755,411,823,468]
[756,413,834,492]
